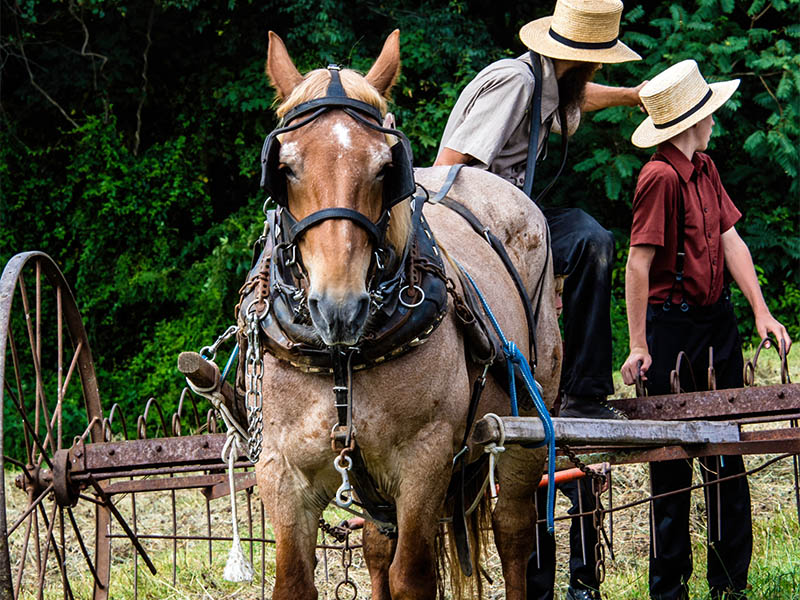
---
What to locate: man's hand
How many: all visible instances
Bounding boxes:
[755,312,792,354]
[433,147,473,167]
[631,80,648,111]
[582,80,649,112]
[621,346,651,386]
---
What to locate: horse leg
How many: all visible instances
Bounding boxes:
[363,521,396,600]
[386,433,453,600]
[492,446,546,600]
[258,470,325,600]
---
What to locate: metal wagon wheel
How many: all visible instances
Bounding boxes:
[0,252,110,600]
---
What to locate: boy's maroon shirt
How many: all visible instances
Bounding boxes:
[631,142,741,306]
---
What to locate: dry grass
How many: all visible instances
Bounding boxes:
[4,349,798,598]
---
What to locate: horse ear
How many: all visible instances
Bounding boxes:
[365,30,401,98]
[266,31,304,101]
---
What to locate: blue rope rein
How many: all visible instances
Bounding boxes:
[460,266,557,534]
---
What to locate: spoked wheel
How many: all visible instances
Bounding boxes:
[0,252,110,600]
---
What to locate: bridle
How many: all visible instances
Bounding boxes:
[259,65,416,258]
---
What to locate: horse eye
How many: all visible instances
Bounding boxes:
[279,163,296,180]
[376,163,393,180]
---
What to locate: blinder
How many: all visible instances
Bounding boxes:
[259,65,416,243]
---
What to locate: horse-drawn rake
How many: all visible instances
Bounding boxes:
[2,251,799,599]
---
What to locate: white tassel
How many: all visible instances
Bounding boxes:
[222,434,254,582]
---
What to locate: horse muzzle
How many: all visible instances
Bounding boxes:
[308,291,370,347]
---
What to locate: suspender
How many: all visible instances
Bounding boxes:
[522,51,544,199]
[522,51,569,204]
[654,156,689,312]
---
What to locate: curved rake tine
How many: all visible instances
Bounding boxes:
[634,359,646,398]
[670,351,696,394]
[744,337,770,386]
[780,338,791,384]
[66,506,105,590]
[87,478,157,575]
[707,347,716,391]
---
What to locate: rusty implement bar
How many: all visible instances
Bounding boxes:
[99,471,257,499]
[69,434,238,478]
[606,383,800,421]
[471,417,740,447]
[564,433,800,465]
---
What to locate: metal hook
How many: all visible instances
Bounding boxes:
[334,453,354,508]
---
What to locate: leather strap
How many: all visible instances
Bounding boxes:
[430,163,466,204]
[522,51,544,199]
[452,371,488,576]
[285,207,387,246]
[440,196,539,367]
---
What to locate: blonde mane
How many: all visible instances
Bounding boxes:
[276,69,411,254]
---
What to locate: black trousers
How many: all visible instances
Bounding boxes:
[543,207,614,397]
[645,298,752,599]
[526,479,600,599]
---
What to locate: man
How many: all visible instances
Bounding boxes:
[621,60,791,599]
[435,1,643,599]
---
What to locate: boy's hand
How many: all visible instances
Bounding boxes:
[622,347,651,386]
[755,313,792,354]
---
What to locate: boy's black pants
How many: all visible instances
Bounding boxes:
[645,297,752,599]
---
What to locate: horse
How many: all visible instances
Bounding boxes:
[243,30,562,599]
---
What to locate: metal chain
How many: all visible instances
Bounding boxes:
[318,518,349,543]
[560,443,608,584]
[592,476,606,584]
[245,306,265,463]
[335,531,358,600]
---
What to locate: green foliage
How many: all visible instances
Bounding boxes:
[1,0,798,452]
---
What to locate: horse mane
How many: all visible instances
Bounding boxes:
[276,68,412,255]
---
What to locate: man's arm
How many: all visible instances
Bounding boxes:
[721,227,792,352]
[621,244,656,385]
[433,147,473,166]
[582,81,646,112]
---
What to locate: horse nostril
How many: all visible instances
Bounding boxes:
[307,292,369,345]
[308,295,319,315]
[352,294,370,326]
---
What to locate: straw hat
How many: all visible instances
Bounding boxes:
[632,60,740,148]
[520,0,640,64]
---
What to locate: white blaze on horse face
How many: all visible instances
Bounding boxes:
[331,121,352,151]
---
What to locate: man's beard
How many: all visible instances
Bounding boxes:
[558,62,599,113]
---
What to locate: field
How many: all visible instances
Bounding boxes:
[4,350,798,599]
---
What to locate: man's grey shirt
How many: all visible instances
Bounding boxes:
[438,54,572,189]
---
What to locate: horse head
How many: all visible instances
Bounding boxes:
[264,31,413,347]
